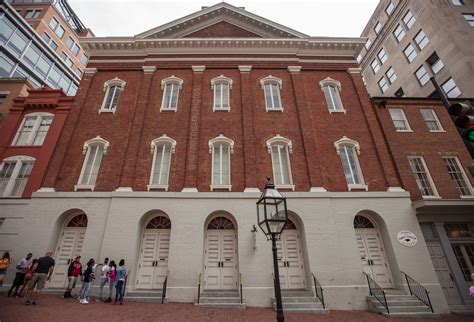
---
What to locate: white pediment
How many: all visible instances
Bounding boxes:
[136,3,308,39]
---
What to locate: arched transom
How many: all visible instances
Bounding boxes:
[146,216,171,229]
[207,216,235,230]
[353,215,375,229]
[67,214,88,228]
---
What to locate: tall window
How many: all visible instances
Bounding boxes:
[443,157,472,196]
[463,14,474,26]
[75,136,109,191]
[148,135,176,191]
[161,76,183,111]
[378,77,388,93]
[441,78,461,98]
[0,156,35,197]
[426,52,444,74]
[267,135,294,189]
[209,134,234,191]
[260,76,283,111]
[420,109,444,132]
[389,108,411,131]
[211,75,232,111]
[25,9,41,19]
[365,39,372,50]
[403,44,417,63]
[414,30,429,50]
[408,156,438,196]
[334,137,367,191]
[386,67,397,84]
[374,21,382,34]
[99,78,126,113]
[415,66,430,86]
[386,1,394,16]
[320,77,345,113]
[378,48,388,64]
[403,10,416,29]
[371,59,380,73]
[393,24,405,42]
[13,113,54,146]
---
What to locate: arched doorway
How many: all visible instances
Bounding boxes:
[50,213,88,288]
[136,215,171,289]
[204,216,238,290]
[354,214,393,288]
[276,219,306,289]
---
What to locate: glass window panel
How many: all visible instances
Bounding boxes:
[58,74,71,93]
[71,44,79,55]
[408,157,436,196]
[80,53,88,66]
[0,16,15,43]
[7,28,29,57]
[35,54,52,78]
[213,145,221,184]
[160,145,171,185]
[49,40,58,51]
[15,116,36,145]
[374,21,382,34]
[10,162,33,197]
[170,84,179,108]
[393,24,405,42]
[49,17,58,30]
[414,30,429,50]
[66,37,74,49]
[442,78,461,98]
[389,108,410,131]
[55,25,65,38]
[378,48,388,64]
[443,157,471,196]
[378,77,388,93]
[32,116,53,145]
[68,83,78,96]
[386,67,397,84]
[404,44,417,63]
[271,84,281,108]
[24,43,41,68]
[415,66,430,86]
[0,54,15,77]
[47,64,61,87]
[403,10,416,29]
[0,162,15,196]
[386,2,394,16]
[371,59,380,73]
[420,109,442,131]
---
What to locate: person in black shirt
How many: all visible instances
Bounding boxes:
[25,251,55,305]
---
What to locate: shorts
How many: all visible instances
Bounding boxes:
[29,273,48,291]
[67,276,79,289]
[12,272,26,287]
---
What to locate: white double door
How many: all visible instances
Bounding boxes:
[356,228,392,288]
[50,228,86,288]
[204,230,237,290]
[137,229,170,289]
[276,229,306,289]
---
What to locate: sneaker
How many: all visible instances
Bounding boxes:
[82,299,89,304]
[78,297,82,302]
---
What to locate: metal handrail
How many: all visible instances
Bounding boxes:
[364,272,389,314]
[239,272,243,304]
[123,270,130,299]
[197,273,202,304]
[161,270,169,304]
[311,272,325,309]
[401,271,434,313]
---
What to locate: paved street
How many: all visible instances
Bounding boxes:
[0,294,473,322]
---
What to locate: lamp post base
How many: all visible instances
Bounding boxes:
[272,233,285,322]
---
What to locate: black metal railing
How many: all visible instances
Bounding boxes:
[311,273,325,309]
[239,273,243,304]
[197,273,202,304]
[161,270,169,304]
[401,271,434,313]
[123,270,130,299]
[364,272,389,314]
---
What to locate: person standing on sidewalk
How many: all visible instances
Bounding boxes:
[19,258,38,298]
[25,251,55,305]
[7,252,32,297]
[114,259,126,305]
[0,252,12,286]
[79,259,95,304]
[63,256,82,299]
[97,257,109,302]
[104,260,116,303]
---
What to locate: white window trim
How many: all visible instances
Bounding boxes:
[260,75,283,112]
[99,77,126,114]
[442,156,474,198]
[160,75,183,112]
[12,112,54,146]
[389,108,413,132]
[319,77,346,114]
[209,134,234,191]
[266,135,294,190]
[0,155,36,198]
[420,109,445,132]
[407,156,440,198]
[211,75,232,112]
[74,136,109,191]
[334,136,368,191]
[148,134,176,191]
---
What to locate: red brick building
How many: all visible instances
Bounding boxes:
[372,97,474,309]
[0,3,464,315]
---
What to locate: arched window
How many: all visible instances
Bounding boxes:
[75,136,109,191]
[266,135,294,190]
[99,77,126,113]
[67,214,88,228]
[353,215,375,229]
[260,76,283,112]
[0,155,35,197]
[207,216,235,230]
[146,216,171,229]
[12,112,54,146]
[211,75,232,111]
[209,134,234,191]
[334,137,367,191]
[161,76,183,111]
[320,77,345,113]
[148,135,176,191]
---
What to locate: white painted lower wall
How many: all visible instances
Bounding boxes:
[0,190,450,313]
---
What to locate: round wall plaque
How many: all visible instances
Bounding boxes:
[397,230,418,247]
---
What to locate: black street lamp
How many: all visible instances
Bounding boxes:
[256,178,288,322]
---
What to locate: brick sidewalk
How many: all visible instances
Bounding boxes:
[0,294,473,322]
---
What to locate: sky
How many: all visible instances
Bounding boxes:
[68,0,379,38]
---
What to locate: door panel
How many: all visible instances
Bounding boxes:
[51,229,84,288]
[276,229,305,289]
[204,230,237,290]
[427,241,462,305]
[137,230,171,290]
[153,231,170,289]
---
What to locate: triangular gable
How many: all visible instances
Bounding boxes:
[136,2,308,39]
[183,21,263,38]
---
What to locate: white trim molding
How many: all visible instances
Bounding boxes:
[82,136,110,155]
[150,134,177,154]
[161,75,183,90]
[103,77,126,92]
[347,68,362,76]
[266,134,293,154]
[260,75,282,90]
[319,77,342,91]
[99,77,126,114]
[84,68,97,76]
[238,65,252,73]
[334,136,360,155]
[211,75,233,89]
[208,134,234,154]
[287,66,302,73]
[142,66,157,74]
[320,76,346,114]
[191,65,206,73]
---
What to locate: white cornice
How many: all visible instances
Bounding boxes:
[80,37,365,58]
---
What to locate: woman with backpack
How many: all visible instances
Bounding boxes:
[104,260,116,303]
[79,259,95,304]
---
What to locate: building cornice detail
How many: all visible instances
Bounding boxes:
[142,66,157,74]
[287,66,302,73]
[347,67,362,76]
[84,68,98,76]
[192,65,206,73]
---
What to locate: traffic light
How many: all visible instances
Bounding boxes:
[448,101,474,142]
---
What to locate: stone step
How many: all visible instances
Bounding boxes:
[280,291,314,298]
[279,308,328,314]
[199,297,243,304]
[200,291,239,298]
[273,302,324,310]
[383,289,409,295]
[125,290,165,303]
[372,305,433,313]
[279,296,319,303]
[386,312,440,319]
[196,302,246,309]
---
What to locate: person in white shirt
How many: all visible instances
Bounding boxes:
[97,257,109,302]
